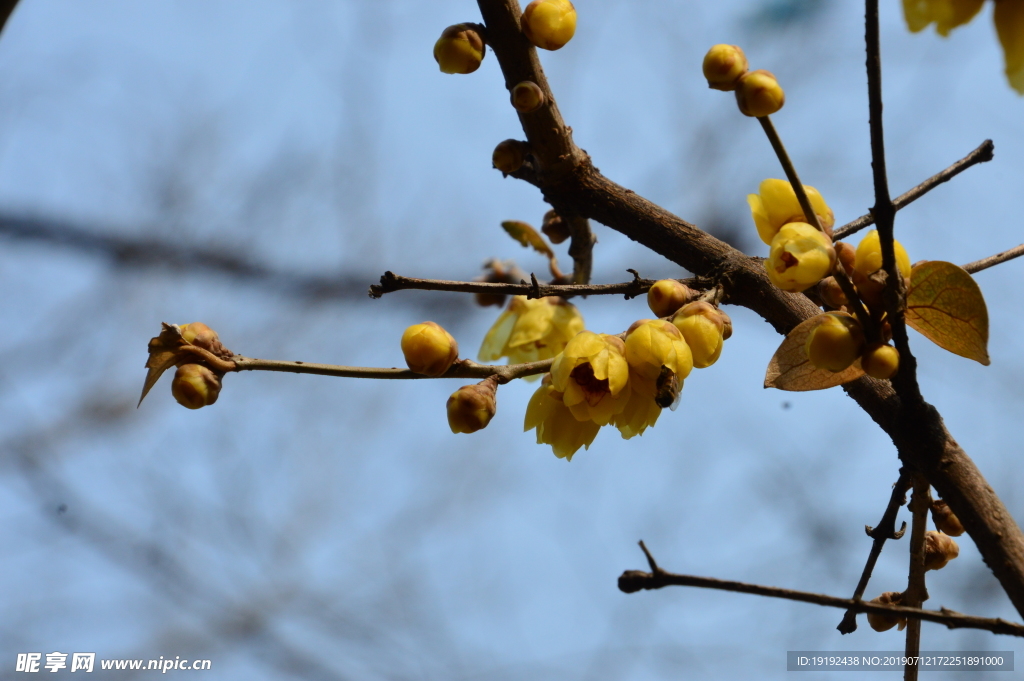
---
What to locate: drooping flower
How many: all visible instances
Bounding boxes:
[671,301,732,369]
[524,375,600,460]
[748,179,834,245]
[765,222,837,293]
[402,321,459,377]
[479,296,584,368]
[613,320,693,439]
[550,331,631,426]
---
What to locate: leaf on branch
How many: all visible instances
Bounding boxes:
[139,323,188,407]
[765,315,866,391]
[501,220,554,258]
[906,261,990,365]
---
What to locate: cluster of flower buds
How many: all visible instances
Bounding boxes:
[434,23,487,74]
[521,0,577,51]
[702,44,785,117]
[168,322,232,410]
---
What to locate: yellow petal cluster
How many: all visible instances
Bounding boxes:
[613,320,693,438]
[765,222,837,293]
[996,0,1024,94]
[524,376,600,460]
[672,301,731,369]
[747,179,834,245]
[479,296,584,369]
[903,0,984,36]
[550,332,631,425]
[854,229,912,279]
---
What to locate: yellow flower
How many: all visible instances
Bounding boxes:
[671,301,731,369]
[765,222,837,293]
[550,331,631,426]
[401,322,459,377]
[903,0,984,36]
[995,0,1024,94]
[524,375,600,460]
[805,312,865,372]
[612,320,692,439]
[521,0,577,51]
[478,296,584,368]
[854,229,912,279]
[748,179,834,245]
[702,44,749,91]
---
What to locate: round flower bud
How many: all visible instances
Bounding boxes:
[541,209,571,244]
[171,364,221,410]
[521,0,577,51]
[854,229,912,279]
[861,343,899,380]
[492,139,528,174]
[735,69,785,117]
[867,592,907,632]
[624,319,693,382]
[930,499,965,537]
[748,179,834,245]
[401,321,459,377]
[647,279,693,318]
[447,376,498,434]
[805,312,865,372]
[924,530,960,571]
[433,23,487,74]
[702,44,749,91]
[672,301,731,369]
[765,222,837,293]
[511,81,545,113]
[178,322,230,357]
[817,276,848,309]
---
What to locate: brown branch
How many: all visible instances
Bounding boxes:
[758,116,826,233]
[231,355,552,384]
[837,471,911,634]
[477,0,1024,617]
[963,243,1024,274]
[0,0,18,36]
[369,270,702,300]
[833,140,994,241]
[619,541,1024,638]
[903,478,932,681]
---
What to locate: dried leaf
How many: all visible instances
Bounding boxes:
[906,261,990,365]
[138,323,187,407]
[501,220,554,259]
[765,315,866,391]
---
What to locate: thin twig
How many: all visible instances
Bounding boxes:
[903,478,933,681]
[231,356,552,383]
[369,270,702,300]
[963,243,1024,274]
[619,541,1024,637]
[838,471,911,634]
[834,140,994,241]
[758,116,826,234]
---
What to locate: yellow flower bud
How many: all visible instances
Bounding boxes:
[747,178,834,245]
[433,23,487,74]
[171,364,221,410]
[924,530,960,571]
[511,81,545,113]
[541,209,570,244]
[805,312,865,372]
[550,332,631,426]
[647,279,693,318]
[447,376,498,434]
[854,229,912,279]
[401,321,459,377]
[702,44,749,91]
[672,301,731,369]
[735,69,785,117]
[817,276,848,309]
[492,139,528,174]
[930,499,965,537]
[765,222,836,293]
[521,0,577,51]
[867,591,907,632]
[861,343,900,380]
[479,296,583,368]
[525,375,601,460]
[624,319,693,382]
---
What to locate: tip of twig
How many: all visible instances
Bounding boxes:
[638,539,659,573]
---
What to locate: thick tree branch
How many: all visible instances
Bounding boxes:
[619,542,1024,638]
[0,0,18,35]
[478,0,1024,618]
[834,140,994,240]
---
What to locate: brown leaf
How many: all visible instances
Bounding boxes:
[765,315,866,391]
[138,323,187,407]
[501,220,554,259]
[906,261,990,365]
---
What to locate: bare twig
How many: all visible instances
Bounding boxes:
[619,542,1024,637]
[231,356,552,384]
[758,116,826,234]
[963,243,1024,274]
[0,0,18,35]
[834,140,995,241]
[903,478,932,681]
[838,471,911,634]
[369,270,702,300]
